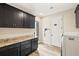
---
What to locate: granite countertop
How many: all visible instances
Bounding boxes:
[0,34,37,48]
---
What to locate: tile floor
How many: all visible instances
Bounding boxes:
[29,43,61,56]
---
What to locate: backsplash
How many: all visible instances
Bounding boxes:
[0,28,35,39]
[0,28,35,34]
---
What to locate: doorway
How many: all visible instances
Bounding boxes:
[50,16,63,47]
[43,15,63,47]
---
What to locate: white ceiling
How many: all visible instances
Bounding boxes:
[8,3,78,17]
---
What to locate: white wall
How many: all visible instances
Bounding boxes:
[63,9,79,32]
[41,16,51,42]
[41,8,79,42]
[42,8,79,33]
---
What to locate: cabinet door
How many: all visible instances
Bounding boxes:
[13,8,23,28]
[0,4,4,27]
[23,13,30,28]
[64,37,79,56]
[23,13,35,28]
[31,38,38,51]
[3,4,14,27]
[0,4,35,28]
[21,40,31,56]
[29,15,35,28]
[76,10,79,28]
[3,4,23,28]
[0,43,20,56]
[21,47,31,56]
[75,5,79,28]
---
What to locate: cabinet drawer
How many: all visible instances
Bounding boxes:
[21,40,31,45]
[8,43,20,48]
[21,44,31,50]
[31,38,38,51]
[32,38,38,42]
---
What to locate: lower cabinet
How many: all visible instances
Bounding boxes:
[0,43,20,56]
[0,38,38,56]
[20,40,31,56]
[31,38,38,51]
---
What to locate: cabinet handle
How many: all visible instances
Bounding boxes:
[13,24,16,27]
[69,38,74,40]
[15,24,16,26]
[51,34,53,36]
[13,24,14,27]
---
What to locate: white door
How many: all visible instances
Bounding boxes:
[44,29,51,45]
[50,16,63,47]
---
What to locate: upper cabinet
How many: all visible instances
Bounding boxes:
[3,4,23,28]
[23,13,35,28]
[23,12,30,28]
[29,15,35,28]
[0,4,4,27]
[0,3,35,28]
[75,5,79,28]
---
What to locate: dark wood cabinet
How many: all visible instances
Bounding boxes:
[23,13,35,28]
[31,38,38,51]
[20,40,31,56]
[0,38,38,56]
[75,5,79,28]
[23,12,30,28]
[3,4,16,27]
[0,4,4,27]
[0,3,35,28]
[29,15,35,28]
[3,4,23,28]
[0,43,20,56]
[12,8,23,28]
